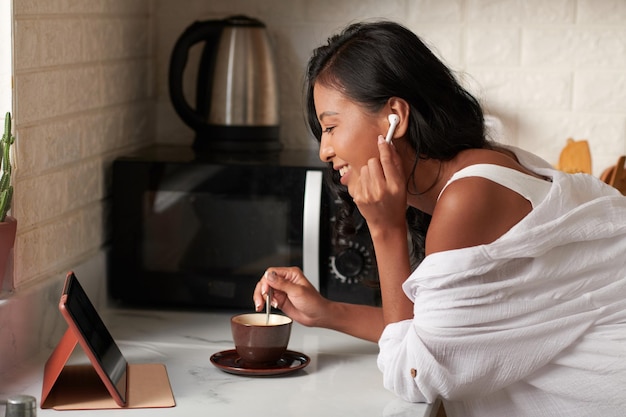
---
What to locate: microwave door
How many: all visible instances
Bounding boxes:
[152,166,220,213]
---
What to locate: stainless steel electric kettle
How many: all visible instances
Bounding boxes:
[169,16,281,152]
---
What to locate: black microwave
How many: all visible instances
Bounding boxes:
[108,146,380,310]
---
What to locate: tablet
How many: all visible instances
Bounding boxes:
[59,272,128,407]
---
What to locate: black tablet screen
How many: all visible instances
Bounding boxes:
[63,273,127,401]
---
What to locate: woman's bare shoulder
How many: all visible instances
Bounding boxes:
[425,170,532,255]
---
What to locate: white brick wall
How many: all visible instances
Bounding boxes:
[11,0,155,290]
[155,0,626,175]
[5,0,625,294]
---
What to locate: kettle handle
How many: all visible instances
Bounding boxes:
[168,20,223,131]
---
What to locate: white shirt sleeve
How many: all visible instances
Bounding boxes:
[377,319,430,403]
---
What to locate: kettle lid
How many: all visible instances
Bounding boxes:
[223,15,266,28]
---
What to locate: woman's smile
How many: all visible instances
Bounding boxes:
[315,83,384,190]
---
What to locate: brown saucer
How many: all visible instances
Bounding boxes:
[210,349,310,376]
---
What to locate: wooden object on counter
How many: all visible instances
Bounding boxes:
[600,155,626,195]
[556,138,592,174]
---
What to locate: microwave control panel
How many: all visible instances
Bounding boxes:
[323,198,381,307]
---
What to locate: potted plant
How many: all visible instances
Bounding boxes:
[0,112,16,291]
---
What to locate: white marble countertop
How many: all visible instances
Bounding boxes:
[1,308,438,416]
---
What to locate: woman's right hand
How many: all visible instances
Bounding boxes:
[253,267,331,328]
[350,136,408,237]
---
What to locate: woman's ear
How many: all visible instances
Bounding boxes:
[387,97,410,138]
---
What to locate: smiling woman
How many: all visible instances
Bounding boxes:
[253,20,626,417]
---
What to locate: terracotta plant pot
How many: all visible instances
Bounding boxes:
[0,215,17,291]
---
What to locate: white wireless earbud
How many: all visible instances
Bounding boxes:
[385,114,400,143]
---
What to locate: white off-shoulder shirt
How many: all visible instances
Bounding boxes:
[377,147,626,417]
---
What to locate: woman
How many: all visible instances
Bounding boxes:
[253,21,626,417]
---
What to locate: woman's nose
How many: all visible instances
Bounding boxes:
[319,136,334,162]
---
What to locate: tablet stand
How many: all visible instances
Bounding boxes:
[41,328,175,410]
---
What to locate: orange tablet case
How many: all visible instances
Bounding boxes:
[41,273,175,410]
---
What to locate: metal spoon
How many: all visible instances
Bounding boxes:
[265,287,273,324]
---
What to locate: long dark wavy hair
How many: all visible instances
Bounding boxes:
[305,21,490,268]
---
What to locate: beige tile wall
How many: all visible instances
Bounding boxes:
[9,0,625,293]
[156,0,626,176]
[10,0,155,291]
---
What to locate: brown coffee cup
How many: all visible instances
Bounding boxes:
[231,313,292,366]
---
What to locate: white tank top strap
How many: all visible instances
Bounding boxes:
[437,164,551,208]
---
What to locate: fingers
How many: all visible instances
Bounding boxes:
[253,267,303,312]
[377,134,390,163]
[377,134,402,176]
[253,280,266,312]
[354,159,382,204]
[354,137,396,205]
[264,268,296,295]
[253,274,275,311]
[351,135,407,229]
